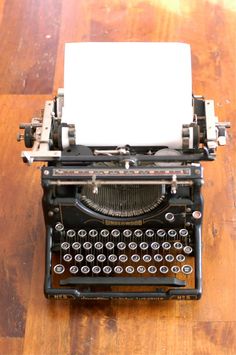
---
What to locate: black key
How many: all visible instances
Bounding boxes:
[139,242,149,250]
[92,266,101,274]
[61,242,70,250]
[97,254,106,262]
[157,229,166,238]
[125,266,135,274]
[183,246,193,255]
[160,266,169,274]
[171,265,180,274]
[131,254,140,262]
[86,254,95,262]
[148,265,157,274]
[89,229,98,238]
[123,229,132,238]
[145,229,154,237]
[165,254,174,262]
[103,265,112,274]
[111,229,120,237]
[182,265,193,274]
[78,229,87,237]
[179,229,188,237]
[176,254,185,262]
[83,241,92,250]
[134,229,143,237]
[81,266,90,274]
[67,229,76,238]
[108,254,117,263]
[106,242,115,250]
[154,254,163,262]
[173,242,183,250]
[117,242,126,250]
[162,242,171,250]
[114,266,123,274]
[137,265,146,274]
[143,254,152,263]
[119,254,128,263]
[72,242,81,250]
[151,242,160,250]
[70,265,79,274]
[100,229,109,237]
[54,264,65,274]
[74,254,84,262]
[128,242,137,250]
[168,229,177,238]
[94,242,103,250]
[63,254,72,262]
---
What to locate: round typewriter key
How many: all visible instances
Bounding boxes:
[165,212,175,222]
[117,242,126,250]
[168,229,177,238]
[63,253,72,262]
[154,254,163,262]
[74,254,84,262]
[128,242,137,250]
[139,242,149,250]
[171,265,181,273]
[114,266,123,274]
[192,210,202,220]
[83,241,92,250]
[179,228,188,237]
[181,264,193,274]
[151,242,160,250]
[173,242,183,250]
[119,254,128,263]
[70,265,79,274]
[81,266,90,274]
[111,229,120,238]
[106,242,115,250]
[162,242,171,250]
[131,254,140,262]
[157,229,166,238]
[103,265,112,274]
[183,246,193,255]
[94,242,103,250]
[148,265,157,274]
[143,254,152,263]
[89,229,98,238]
[54,264,65,274]
[100,229,109,237]
[92,266,101,274]
[125,266,134,274]
[176,254,185,262]
[165,254,174,262]
[67,229,76,238]
[160,266,169,274]
[72,242,81,250]
[55,222,64,232]
[78,229,87,237]
[86,254,95,262]
[134,229,143,237]
[137,265,146,274]
[145,229,154,238]
[61,242,70,250]
[123,229,132,238]
[108,254,117,263]
[97,254,106,262]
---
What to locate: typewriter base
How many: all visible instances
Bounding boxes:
[44,226,202,300]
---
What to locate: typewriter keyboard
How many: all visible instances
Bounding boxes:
[52,227,195,283]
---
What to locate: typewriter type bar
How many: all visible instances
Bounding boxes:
[18,91,229,300]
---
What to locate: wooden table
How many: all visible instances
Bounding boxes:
[0,1,235,354]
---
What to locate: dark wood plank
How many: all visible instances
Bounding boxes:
[0,95,48,337]
[193,321,236,355]
[0,0,62,94]
[0,338,23,355]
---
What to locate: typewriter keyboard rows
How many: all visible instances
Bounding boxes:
[53,228,194,277]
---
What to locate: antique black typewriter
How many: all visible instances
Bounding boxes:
[17,43,229,300]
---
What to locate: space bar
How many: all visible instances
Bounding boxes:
[60,277,186,287]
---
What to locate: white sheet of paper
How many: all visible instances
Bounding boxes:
[63,42,193,148]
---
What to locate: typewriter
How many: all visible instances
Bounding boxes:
[17,93,230,300]
[17,43,229,300]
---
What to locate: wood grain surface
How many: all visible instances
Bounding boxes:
[0,1,235,354]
